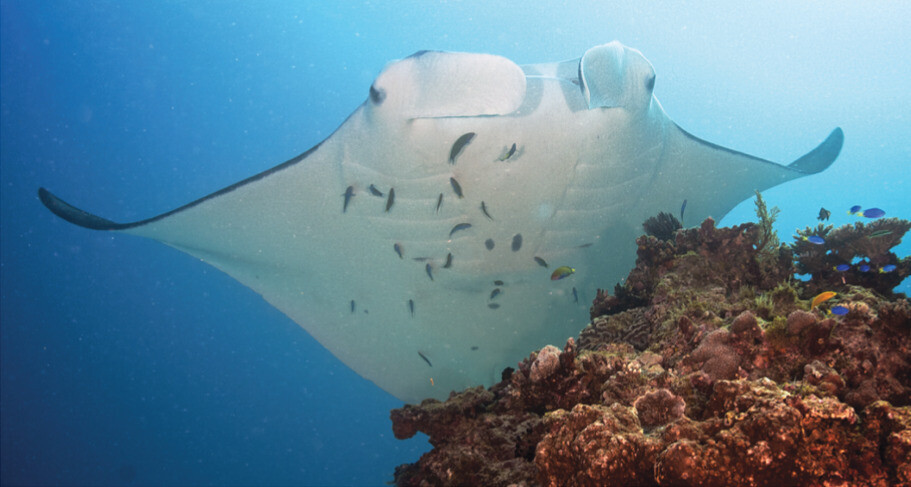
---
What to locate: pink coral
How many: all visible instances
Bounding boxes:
[528,345,561,383]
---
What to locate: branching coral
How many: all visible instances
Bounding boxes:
[753,190,780,259]
[642,211,682,242]
[795,217,910,295]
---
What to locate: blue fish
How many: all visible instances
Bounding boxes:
[368,184,384,197]
[449,222,472,238]
[417,351,433,367]
[680,199,687,222]
[830,305,849,316]
[342,186,355,212]
[849,205,862,215]
[862,208,885,218]
[385,188,395,212]
[858,264,871,272]
[804,235,825,245]
[880,264,897,273]
[511,234,522,252]
[449,132,475,164]
[480,201,494,220]
[425,263,434,281]
[834,264,851,272]
[394,243,404,259]
[450,177,463,198]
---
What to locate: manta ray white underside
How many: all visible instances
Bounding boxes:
[40,42,842,403]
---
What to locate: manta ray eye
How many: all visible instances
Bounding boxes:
[645,74,656,92]
[369,85,386,105]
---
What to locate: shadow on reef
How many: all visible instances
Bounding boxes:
[390,212,911,487]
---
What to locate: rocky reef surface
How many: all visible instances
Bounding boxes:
[390,213,911,486]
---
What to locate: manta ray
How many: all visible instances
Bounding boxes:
[39,42,842,403]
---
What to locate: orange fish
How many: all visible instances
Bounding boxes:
[811,291,837,308]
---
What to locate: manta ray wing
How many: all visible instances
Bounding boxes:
[39,42,842,403]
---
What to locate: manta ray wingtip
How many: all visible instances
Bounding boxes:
[38,187,122,231]
[787,127,844,175]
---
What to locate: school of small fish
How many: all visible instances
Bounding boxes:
[348,144,902,372]
[339,133,586,370]
[341,154,897,371]
[801,205,897,276]
[793,201,902,320]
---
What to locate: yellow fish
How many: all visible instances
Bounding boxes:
[497,143,517,161]
[811,291,837,308]
[550,266,575,281]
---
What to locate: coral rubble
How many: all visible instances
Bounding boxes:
[391,215,911,486]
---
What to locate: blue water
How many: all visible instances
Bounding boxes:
[2,2,908,485]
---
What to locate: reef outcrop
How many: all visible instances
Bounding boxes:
[391,215,911,486]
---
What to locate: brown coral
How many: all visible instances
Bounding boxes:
[633,388,685,429]
[392,341,910,486]
[786,309,817,335]
[688,329,740,383]
[390,217,911,486]
[535,403,662,486]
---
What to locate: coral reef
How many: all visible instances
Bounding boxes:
[390,215,911,486]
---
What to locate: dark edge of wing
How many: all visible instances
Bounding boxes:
[38,141,323,231]
[786,127,844,174]
[38,187,124,230]
[676,125,843,174]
